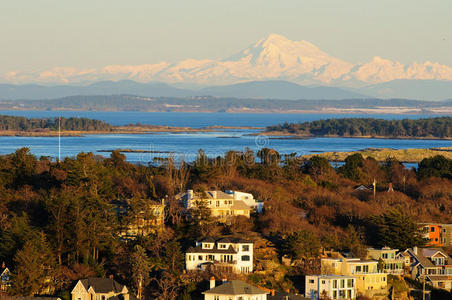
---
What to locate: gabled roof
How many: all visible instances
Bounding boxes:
[231,200,252,210]
[203,280,267,295]
[79,278,126,293]
[406,248,451,268]
[196,236,252,244]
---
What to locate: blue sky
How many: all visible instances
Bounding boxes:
[1,0,451,73]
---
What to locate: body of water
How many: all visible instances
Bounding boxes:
[0,111,450,163]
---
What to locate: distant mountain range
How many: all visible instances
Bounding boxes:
[1,95,450,114]
[0,80,365,100]
[2,34,452,100]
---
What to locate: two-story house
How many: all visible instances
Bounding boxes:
[203,277,268,300]
[178,189,260,220]
[366,247,405,275]
[321,258,387,297]
[113,199,165,238]
[305,275,356,300]
[420,223,452,246]
[186,237,254,274]
[71,278,134,300]
[402,247,452,290]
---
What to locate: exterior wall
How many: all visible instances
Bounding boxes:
[185,190,252,218]
[421,224,452,246]
[204,294,267,300]
[320,259,387,296]
[305,275,356,300]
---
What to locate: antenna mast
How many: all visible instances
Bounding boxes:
[58,117,61,162]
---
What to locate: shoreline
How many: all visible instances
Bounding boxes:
[0,125,264,137]
[300,147,452,163]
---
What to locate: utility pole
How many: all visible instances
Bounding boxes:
[373,178,376,200]
[58,116,61,163]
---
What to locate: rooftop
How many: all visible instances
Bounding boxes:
[203,280,267,295]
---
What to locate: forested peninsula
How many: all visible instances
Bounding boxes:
[265,117,452,139]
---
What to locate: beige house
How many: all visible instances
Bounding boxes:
[114,200,165,238]
[305,275,356,300]
[179,190,258,220]
[366,247,405,275]
[321,258,387,297]
[203,278,268,300]
[71,278,133,300]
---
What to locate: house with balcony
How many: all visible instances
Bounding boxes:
[178,189,261,220]
[305,275,356,300]
[366,247,405,275]
[113,199,165,238]
[401,247,452,291]
[420,223,452,246]
[320,258,387,298]
[71,277,134,300]
[203,277,268,300]
[186,236,254,274]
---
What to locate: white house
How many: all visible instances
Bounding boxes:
[305,275,356,300]
[71,278,133,300]
[178,189,262,219]
[203,278,268,300]
[186,237,254,274]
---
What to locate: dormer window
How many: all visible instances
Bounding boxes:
[202,243,213,249]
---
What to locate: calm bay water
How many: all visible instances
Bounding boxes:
[0,111,450,163]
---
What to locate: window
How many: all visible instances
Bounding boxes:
[242,255,250,261]
[321,280,326,284]
[102,296,105,300]
[198,255,203,261]
[333,280,337,288]
[363,265,369,273]
[340,280,345,288]
[355,266,362,272]
[242,245,250,251]
[382,253,388,259]
[332,291,337,299]
[347,279,354,287]
[430,227,435,232]
[309,279,315,284]
[214,296,219,300]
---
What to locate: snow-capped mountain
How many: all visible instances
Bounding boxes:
[3,34,452,87]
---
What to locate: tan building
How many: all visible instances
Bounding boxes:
[321,258,387,297]
[71,278,134,300]
[114,199,165,238]
[366,247,405,275]
[179,189,258,220]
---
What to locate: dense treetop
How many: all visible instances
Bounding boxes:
[266,117,452,138]
[0,115,112,131]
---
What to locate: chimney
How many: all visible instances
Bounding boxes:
[388,183,394,192]
[413,246,418,255]
[1,262,5,269]
[210,277,216,289]
[222,276,227,284]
